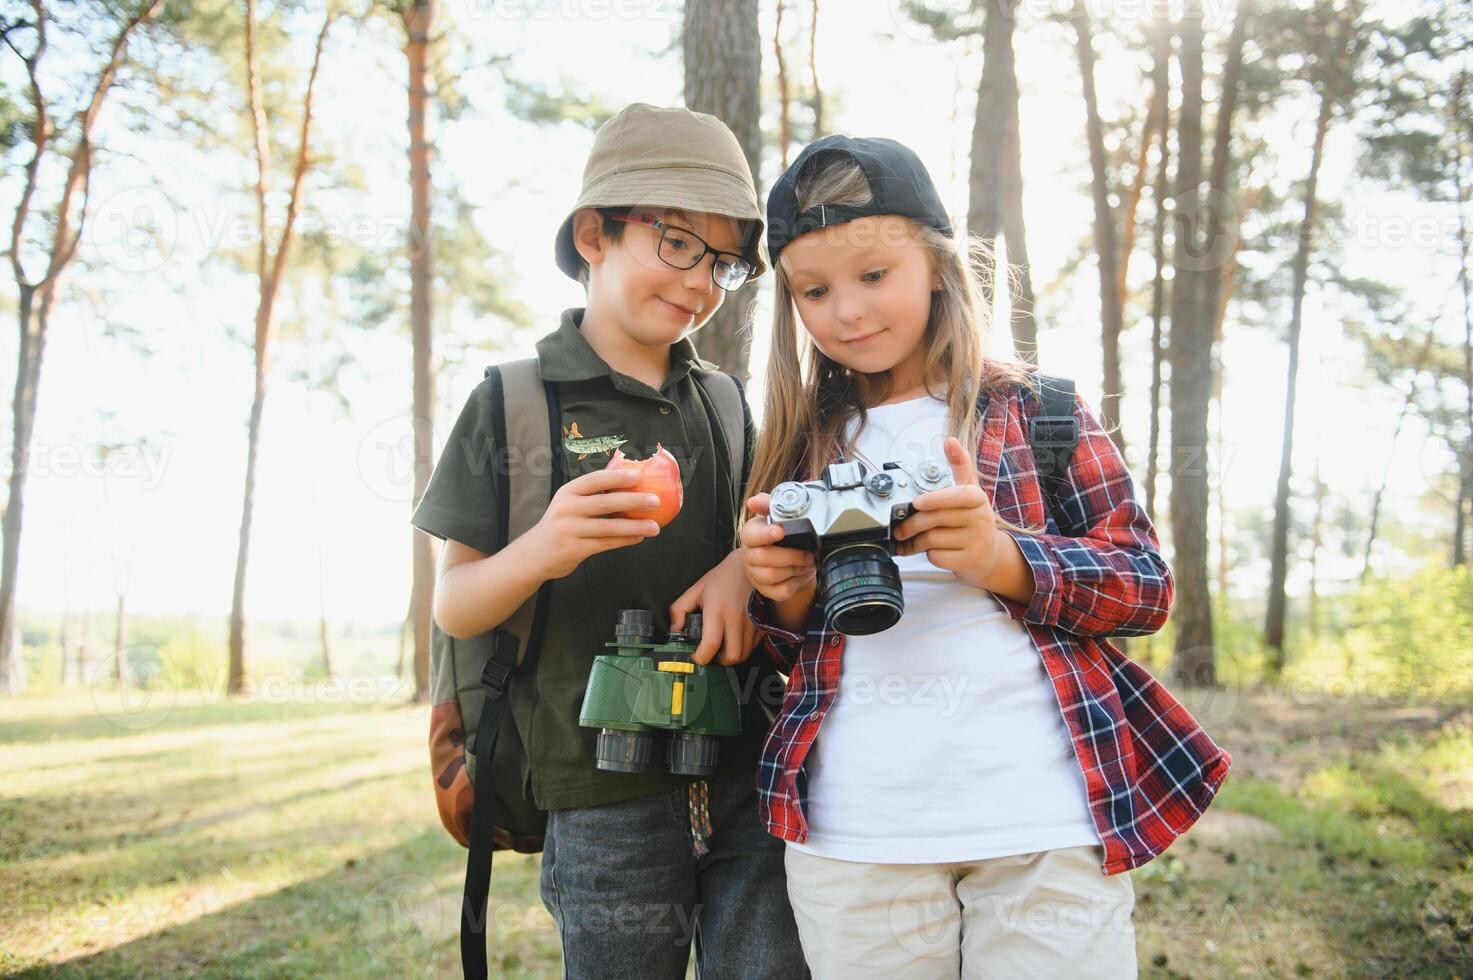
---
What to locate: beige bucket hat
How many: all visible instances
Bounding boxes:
[554,103,769,282]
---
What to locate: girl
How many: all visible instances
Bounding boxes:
[736,135,1232,978]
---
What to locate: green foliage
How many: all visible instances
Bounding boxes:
[0,80,26,156]
[1359,9,1472,196]
[502,78,620,131]
[1286,565,1473,701]
[15,612,404,697]
[1210,600,1279,686]
[894,0,984,42]
[154,622,231,692]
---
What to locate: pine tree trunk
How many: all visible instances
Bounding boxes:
[1307,453,1325,636]
[1454,450,1469,566]
[969,0,1035,358]
[78,607,91,688]
[1452,81,1471,566]
[1168,4,1215,688]
[1144,7,1171,526]
[1116,109,1154,316]
[1212,212,1248,602]
[775,0,790,169]
[1204,1,1249,610]
[1197,0,1250,332]
[968,3,1004,247]
[59,576,73,687]
[397,597,410,682]
[1265,92,1332,668]
[684,0,762,382]
[808,0,823,136]
[0,0,164,696]
[406,0,436,703]
[1362,325,1436,582]
[113,593,127,685]
[1073,8,1123,445]
[229,370,266,694]
[317,536,335,680]
[319,611,334,679]
[0,288,43,696]
[229,7,331,695]
[1000,108,1037,358]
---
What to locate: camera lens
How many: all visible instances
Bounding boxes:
[817,543,904,635]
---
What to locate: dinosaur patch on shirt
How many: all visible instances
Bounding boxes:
[562,421,627,460]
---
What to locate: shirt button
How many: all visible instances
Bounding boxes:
[659,404,672,415]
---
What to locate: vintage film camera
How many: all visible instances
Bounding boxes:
[767,457,954,635]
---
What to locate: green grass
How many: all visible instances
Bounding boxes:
[3,686,1472,977]
[1128,689,1473,978]
[1,690,559,978]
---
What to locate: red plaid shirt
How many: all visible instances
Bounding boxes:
[747,376,1232,875]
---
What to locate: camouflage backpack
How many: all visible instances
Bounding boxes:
[425,356,748,979]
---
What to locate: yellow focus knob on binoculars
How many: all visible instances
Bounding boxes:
[657,662,695,716]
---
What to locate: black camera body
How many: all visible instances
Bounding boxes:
[767,457,953,635]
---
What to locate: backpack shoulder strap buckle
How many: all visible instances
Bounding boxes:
[481,630,518,698]
[1029,414,1079,447]
[481,658,513,699]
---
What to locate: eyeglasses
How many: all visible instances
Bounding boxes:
[604,211,754,292]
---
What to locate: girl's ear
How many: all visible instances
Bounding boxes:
[572,209,606,271]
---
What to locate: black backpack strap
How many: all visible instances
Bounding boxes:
[691,367,747,508]
[1030,374,1079,523]
[977,374,1080,525]
[461,366,563,980]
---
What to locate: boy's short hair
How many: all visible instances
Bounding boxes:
[572,209,628,287]
[555,103,769,285]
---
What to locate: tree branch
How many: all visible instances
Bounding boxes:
[9,0,49,289]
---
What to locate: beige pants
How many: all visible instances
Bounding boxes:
[783,844,1137,979]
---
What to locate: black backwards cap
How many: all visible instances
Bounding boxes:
[765,135,954,268]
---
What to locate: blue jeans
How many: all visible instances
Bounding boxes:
[539,768,809,979]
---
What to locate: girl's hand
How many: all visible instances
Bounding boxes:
[894,436,1005,591]
[739,493,818,603]
[669,550,761,666]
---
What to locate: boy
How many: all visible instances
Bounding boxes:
[410,103,807,979]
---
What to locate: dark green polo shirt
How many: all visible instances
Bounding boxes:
[410,308,773,810]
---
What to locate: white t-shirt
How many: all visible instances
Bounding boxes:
[787,392,1102,864]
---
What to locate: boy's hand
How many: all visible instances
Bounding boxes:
[525,468,663,580]
[669,550,760,666]
[739,493,817,603]
[893,436,1003,589]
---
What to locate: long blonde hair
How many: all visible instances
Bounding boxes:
[745,154,1038,519]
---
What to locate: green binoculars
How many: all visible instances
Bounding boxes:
[578,609,742,776]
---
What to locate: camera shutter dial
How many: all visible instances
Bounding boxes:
[772,484,811,518]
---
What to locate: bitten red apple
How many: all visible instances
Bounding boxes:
[606,444,683,527]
